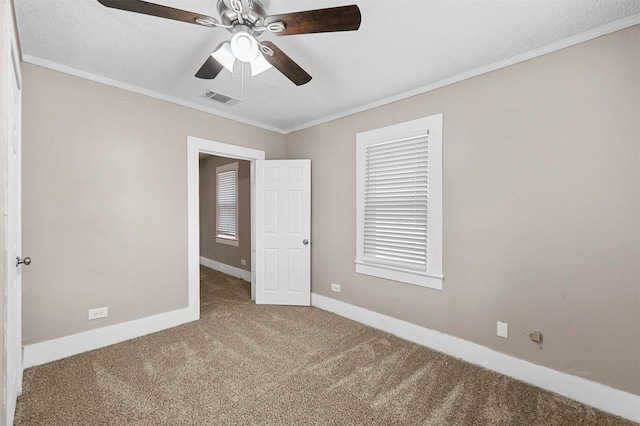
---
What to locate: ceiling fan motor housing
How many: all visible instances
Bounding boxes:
[217,0,267,36]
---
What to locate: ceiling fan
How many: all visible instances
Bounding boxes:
[97,0,362,86]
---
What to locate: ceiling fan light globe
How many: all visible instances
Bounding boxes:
[230,31,259,63]
[250,53,273,76]
[211,42,236,72]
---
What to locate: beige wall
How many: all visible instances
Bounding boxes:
[21,64,285,344]
[286,26,640,395]
[17,22,639,398]
[199,156,251,270]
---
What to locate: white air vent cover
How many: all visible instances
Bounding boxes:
[202,91,240,106]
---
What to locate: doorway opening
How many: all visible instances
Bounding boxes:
[187,136,265,318]
[198,154,252,299]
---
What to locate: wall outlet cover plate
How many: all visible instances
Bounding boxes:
[497,321,508,338]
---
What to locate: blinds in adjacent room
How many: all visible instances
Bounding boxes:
[363,133,429,272]
[217,168,237,239]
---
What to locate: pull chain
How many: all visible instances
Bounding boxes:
[241,61,245,100]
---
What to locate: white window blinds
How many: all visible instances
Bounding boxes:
[356,114,443,289]
[217,167,237,239]
[363,134,429,272]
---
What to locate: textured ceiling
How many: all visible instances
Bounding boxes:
[14,0,640,133]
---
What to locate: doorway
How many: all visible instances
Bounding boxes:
[187,136,265,315]
[198,154,252,286]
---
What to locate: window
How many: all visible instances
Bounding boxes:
[355,114,443,289]
[216,162,239,246]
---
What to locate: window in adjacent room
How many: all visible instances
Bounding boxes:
[216,162,239,247]
[355,114,443,289]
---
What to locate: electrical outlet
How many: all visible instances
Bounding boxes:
[529,331,542,343]
[331,283,341,292]
[497,321,508,338]
[88,307,108,320]
[241,259,246,266]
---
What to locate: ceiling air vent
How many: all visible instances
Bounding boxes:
[202,90,240,106]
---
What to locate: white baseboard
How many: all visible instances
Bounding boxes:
[200,256,251,282]
[311,293,640,423]
[23,306,198,369]
[23,258,250,369]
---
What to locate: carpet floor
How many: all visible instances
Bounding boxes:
[14,266,635,425]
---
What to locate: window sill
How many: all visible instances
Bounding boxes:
[216,236,239,247]
[354,261,443,290]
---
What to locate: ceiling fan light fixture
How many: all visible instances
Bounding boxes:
[230,31,259,63]
[96,1,362,87]
[212,42,236,72]
[250,53,272,76]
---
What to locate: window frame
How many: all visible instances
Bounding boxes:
[216,161,239,247]
[355,114,443,290]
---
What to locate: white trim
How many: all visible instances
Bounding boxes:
[189,136,266,161]
[286,14,640,133]
[216,237,239,246]
[311,293,640,423]
[23,307,197,368]
[354,262,442,290]
[355,115,443,290]
[200,256,251,282]
[21,55,286,135]
[188,136,265,304]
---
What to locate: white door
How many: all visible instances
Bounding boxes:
[5,18,23,426]
[255,160,311,305]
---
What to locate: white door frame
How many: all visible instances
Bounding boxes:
[187,136,265,304]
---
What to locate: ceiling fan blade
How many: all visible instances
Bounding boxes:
[260,41,311,86]
[195,52,225,79]
[97,0,217,27]
[264,5,361,36]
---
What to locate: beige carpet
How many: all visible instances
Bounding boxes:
[15,266,635,425]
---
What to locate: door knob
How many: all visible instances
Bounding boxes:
[303,239,309,245]
[16,256,31,266]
